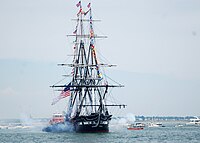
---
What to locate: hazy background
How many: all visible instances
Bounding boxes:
[0,0,200,119]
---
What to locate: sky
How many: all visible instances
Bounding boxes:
[0,0,200,119]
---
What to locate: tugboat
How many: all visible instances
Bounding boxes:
[43,113,74,132]
[49,113,65,125]
[44,1,126,133]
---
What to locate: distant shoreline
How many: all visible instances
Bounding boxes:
[113,116,199,121]
[0,116,198,121]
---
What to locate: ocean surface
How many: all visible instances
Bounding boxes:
[0,118,200,143]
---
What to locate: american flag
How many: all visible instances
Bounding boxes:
[51,83,71,105]
[60,83,71,97]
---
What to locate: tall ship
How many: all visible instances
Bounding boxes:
[44,1,125,133]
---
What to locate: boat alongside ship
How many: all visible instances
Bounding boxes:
[43,113,74,132]
[49,113,65,125]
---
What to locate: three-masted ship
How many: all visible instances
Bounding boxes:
[45,1,125,133]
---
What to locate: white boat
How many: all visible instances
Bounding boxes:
[0,125,8,129]
[175,124,184,127]
[127,122,145,130]
[186,116,200,126]
[148,122,165,127]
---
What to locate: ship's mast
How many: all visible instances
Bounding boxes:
[51,1,125,120]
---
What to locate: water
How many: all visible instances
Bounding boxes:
[0,119,200,143]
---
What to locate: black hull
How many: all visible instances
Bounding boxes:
[74,123,109,133]
[42,122,109,133]
[43,113,112,133]
[72,113,112,133]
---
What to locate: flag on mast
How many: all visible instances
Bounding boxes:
[76,1,81,7]
[60,83,71,97]
[77,8,83,16]
[87,3,91,8]
[51,83,71,105]
[73,29,77,34]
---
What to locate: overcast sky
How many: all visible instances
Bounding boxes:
[0,0,200,119]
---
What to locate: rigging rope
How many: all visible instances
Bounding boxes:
[103,74,122,86]
[52,77,67,87]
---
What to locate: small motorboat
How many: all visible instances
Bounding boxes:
[147,122,165,127]
[127,122,145,130]
[186,116,200,126]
